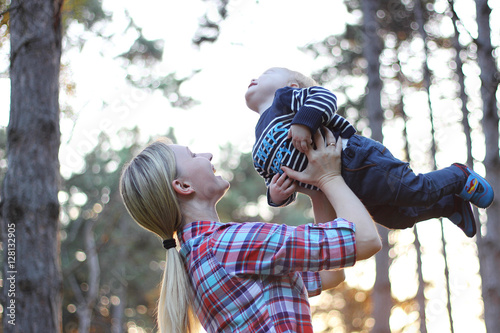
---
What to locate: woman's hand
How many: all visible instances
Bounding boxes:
[284,128,382,261]
[281,128,342,189]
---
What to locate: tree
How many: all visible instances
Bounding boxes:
[60,128,168,332]
[413,1,455,331]
[360,1,393,332]
[474,0,500,331]
[1,0,63,332]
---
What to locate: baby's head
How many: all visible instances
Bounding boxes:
[286,68,317,88]
[245,67,317,113]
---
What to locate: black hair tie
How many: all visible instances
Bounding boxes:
[163,238,176,250]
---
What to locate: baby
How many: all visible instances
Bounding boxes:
[245,67,494,237]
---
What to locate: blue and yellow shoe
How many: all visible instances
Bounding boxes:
[453,163,494,208]
[449,196,476,238]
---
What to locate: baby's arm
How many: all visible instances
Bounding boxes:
[287,87,339,151]
[269,173,297,206]
[287,124,312,153]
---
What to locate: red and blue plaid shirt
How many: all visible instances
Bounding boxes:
[178,219,356,333]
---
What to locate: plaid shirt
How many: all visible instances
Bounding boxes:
[178,219,356,333]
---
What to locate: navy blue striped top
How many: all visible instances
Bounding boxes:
[252,86,356,206]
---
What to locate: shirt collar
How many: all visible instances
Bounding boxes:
[178,220,221,244]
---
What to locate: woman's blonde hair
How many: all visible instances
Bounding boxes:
[120,138,199,333]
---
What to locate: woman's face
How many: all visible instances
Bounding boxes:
[171,144,230,201]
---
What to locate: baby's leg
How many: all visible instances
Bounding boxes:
[342,136,465,207]
[368,196,453,230]
[368,194,476,237]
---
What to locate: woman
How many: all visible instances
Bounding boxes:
[120,129,381,333]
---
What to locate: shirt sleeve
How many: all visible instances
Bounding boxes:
[300,271,322,297]
[286,86,338,134]
[210,219,356,277]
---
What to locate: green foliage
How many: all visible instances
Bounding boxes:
[118,15,164,63]
[125,71,200,110]
[192,0,229,46]
[1,0,223,109]
[62,0,110,30]
[114,13,200,109]
[0,0,11,48]
[60,128,161,331]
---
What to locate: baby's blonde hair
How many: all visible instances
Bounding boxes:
[283,67,317,88]
[120,138,199,333]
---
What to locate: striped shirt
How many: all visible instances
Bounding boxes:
[179,219,356,333]
[252,86,356,205]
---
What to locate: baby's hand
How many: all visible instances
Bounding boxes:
[288,124,312,153]
[269,173,297,206]
[282,128,342,189]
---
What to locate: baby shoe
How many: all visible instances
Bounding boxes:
[449,197,476,238]
[453,163,494,208]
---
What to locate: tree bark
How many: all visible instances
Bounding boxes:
[361,1,392,332]
[474,1,500,332]
[413,229,427,333]
[448,1,473,164]
[415,0,457,331]
[68,219,100,332]
[1,0,63,332]
[402,89,428,333]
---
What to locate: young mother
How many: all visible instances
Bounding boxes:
[120,129,382,333]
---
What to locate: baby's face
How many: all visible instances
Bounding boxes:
[245,68,292,112]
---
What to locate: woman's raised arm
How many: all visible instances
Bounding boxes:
[282,129,382,260]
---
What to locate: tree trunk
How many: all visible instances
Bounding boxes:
[372,227,392,333]
[414,0,457,331]
[402,93,428,332]
[474,1,500,332]
[361,0,384,141]
[75,219,100,332]
[1,0,63,332]
[361,1,392,332]
[111,217,131,333]
[111,283,126,333]
[413,229,427,333]
[449,1,473,165]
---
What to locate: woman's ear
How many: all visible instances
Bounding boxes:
[172,179,195,196]
[288,82,299,88]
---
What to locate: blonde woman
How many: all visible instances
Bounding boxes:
[120,129,381,333]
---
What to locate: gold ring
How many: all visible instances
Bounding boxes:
[328,142,336,146]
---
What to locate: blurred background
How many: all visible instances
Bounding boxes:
[0,0,499,332]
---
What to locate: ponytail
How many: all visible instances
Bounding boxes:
[158,247,199,333]
[120,138,199,333]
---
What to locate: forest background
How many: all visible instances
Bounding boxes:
[0,0,498,332]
